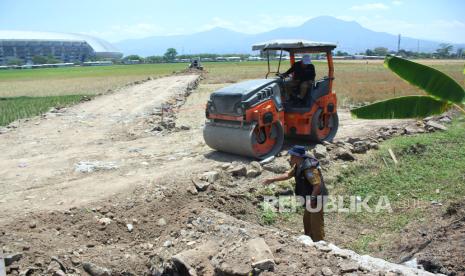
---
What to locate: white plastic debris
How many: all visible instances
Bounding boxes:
[74,161,118,173]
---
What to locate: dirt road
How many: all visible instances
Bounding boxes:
[0,74,207,222]
[0,76,411,223]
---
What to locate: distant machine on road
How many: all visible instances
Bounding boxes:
[189,59,203,70]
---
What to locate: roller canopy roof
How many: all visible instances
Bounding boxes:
[252,39,337,52]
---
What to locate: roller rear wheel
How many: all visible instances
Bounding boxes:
[309,109,339,142]
[252,122,284,159]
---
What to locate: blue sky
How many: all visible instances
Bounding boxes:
[1,0,464,43]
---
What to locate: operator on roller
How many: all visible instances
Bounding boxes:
[282,54,316,102]
[262,145,327,241]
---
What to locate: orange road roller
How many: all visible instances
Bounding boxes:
[203,40,339,159]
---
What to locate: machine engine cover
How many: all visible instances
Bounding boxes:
[208,79,283,116]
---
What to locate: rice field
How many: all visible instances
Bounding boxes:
[0,59,463,126]
[0,63,187,97]
[204,60,465,105]
[0,95,86,126]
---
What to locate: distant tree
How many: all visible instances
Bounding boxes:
[456,48,464,59]
[373,47,389,56]
[123,55,144,61]
[335,51,349,56]
[198,53,219,59]
[260,50,278,58]
[164,48,178,62]
[436,43,453,58]
[32,55,48,64]
[145,55,165,63]
[365,49,375,56]
[45,55,61,64]
[397,49,409,57]
[7,58,24,66]
[84,55,100,62]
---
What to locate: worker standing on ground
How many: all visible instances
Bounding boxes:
[262,145,327,241]
[282,54,316,101]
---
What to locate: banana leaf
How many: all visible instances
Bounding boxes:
[385,56,465,104]
[350,96,448,119]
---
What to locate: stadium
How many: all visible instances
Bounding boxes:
[0,30,123,65]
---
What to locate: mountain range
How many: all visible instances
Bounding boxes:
[115,16,463,56]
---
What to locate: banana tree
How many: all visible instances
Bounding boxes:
[350,56,465,119]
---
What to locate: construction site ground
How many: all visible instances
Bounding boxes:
[1,73,463,275]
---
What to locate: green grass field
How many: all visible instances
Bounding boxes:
[0,60,463,126]
[0,63,188,98]
[334,117,465,254]
[0,63,187,126]
[0,95,89,126]
[252,116,465,257]
[0,95,87,126]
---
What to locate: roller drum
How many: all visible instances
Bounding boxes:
[203,121,284,159]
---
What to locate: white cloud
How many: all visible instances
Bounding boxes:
[391,0,403,5]
[334,15,356,21]
[350,3,390,11]
[334,15,465,43]
[86,15,313,42]
[433,19,465,28]
[199,17,236,31]
[84,15,465,45]
[84,23,165,42]
[198,15,313,34]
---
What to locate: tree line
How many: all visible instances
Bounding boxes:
[352,43,464,59]
[122,48,252,64]
[6,44,463,66]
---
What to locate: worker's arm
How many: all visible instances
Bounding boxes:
[282,63,296,76]
[309,64,316,81]
[262,165,295,185]
[304,167,321,207]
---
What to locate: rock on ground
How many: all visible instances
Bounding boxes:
[227,165,248,177]
[313,144,328,159]
[82,262,111,276]
[334,148,356,161]
[199,171,219,184]
[153,208,438,276]
[425,121,448,131]
[172,241,219,276]
[262,158,289,174]
[192,178,210,192]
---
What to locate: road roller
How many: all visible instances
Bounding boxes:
[203,40,339,159]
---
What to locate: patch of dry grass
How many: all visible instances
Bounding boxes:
[0,60,463,105]
[204,60,464,106]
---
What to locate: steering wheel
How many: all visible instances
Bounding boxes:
[275,73,286,79]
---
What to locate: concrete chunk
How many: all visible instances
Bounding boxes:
[426,121,447,131]
[172,241,219,276]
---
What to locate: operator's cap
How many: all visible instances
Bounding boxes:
[288,145,309,158]
[302,55,311,65]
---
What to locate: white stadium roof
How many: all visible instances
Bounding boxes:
[0,30,121,54]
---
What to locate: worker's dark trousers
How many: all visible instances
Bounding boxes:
[303,208,325,242]
[284,80,312,99]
